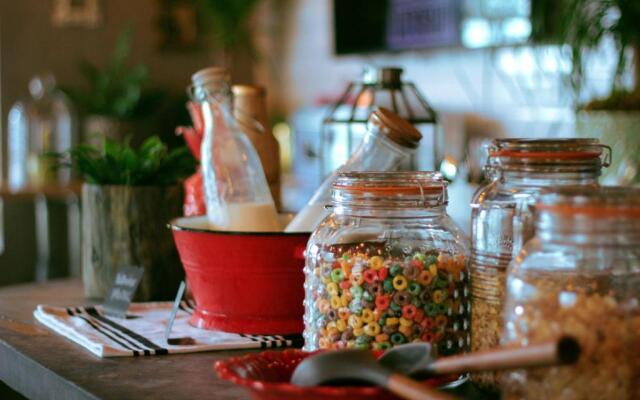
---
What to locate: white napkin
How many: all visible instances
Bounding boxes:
[34,302,302,358]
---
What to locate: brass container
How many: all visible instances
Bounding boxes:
[232,85,282,209]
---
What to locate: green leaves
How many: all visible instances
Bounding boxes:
[73,26,149,119]
[534,0,640,101]
[199,0,260,49]
[64,136,196,186]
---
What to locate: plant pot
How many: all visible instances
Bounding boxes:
[82,183,184,301]
[576,111,640,185]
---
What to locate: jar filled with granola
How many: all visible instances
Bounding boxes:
[502,187,640,399]
[303,172,470,364]
[469,138,610,389]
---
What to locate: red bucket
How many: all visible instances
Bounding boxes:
[170,216,310,334]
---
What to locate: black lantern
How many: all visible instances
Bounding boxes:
[321,66,441,177]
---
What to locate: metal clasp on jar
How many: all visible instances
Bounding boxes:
[597,144,612,168]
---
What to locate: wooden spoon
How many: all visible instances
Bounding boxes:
[291,349,455,400]
[379,336,580,378]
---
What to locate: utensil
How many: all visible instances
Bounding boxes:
[379,336,580,378]
[291,349,455,400]
[163,280,187,344]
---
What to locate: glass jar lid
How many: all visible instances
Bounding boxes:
[537,186,640,219]
[332,171,447,209]
[535,187,640,244]
[488,138,611,173]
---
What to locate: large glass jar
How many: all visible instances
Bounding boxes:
[303,172,470,359]
[8,74,74,191]
[502,187,640,399]
[469,138,610,388]
[286,107,422,233]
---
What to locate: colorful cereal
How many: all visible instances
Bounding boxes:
[305,243,470,356]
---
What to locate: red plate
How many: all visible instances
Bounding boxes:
[214,349,452,400]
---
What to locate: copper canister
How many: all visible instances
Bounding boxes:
[232,85,281,209]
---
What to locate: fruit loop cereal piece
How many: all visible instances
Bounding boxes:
[305,242,470,357]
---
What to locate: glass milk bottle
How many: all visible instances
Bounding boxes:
[285,107,422,232]
[9,74,74,190]
[190,67,280,231]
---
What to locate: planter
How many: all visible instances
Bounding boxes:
[576,111,640,185]
[82,184,184,300]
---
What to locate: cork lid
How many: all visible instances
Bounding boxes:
[369,107,422,149]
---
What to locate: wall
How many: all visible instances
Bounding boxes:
[0,0,246,283]
[251,0,585,231]
[257,0,575,139]
[0,0,260,178]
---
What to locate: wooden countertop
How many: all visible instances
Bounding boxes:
[0,279,491,400]
[0,279,252,400]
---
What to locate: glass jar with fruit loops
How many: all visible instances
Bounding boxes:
[502,187,640,400]
[302,172,470,361]
[469,138,610,389]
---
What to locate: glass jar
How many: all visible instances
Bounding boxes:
[286,107,422,232]
[8,74,74,191]
[303,172,470,359]
[469,138,610,388]
[321,67,440,176]
[502,187,640,399]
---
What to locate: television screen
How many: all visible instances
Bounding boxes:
[333,0,532,54]
[333,0,461,55]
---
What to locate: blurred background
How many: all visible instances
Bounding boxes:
[0,0,638,286]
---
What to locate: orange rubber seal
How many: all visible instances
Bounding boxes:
[490,150,602,159]
[537,204,640,218]
[333,185,444,196]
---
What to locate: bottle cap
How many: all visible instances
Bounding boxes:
[369,107,422,149]
[191,67,230,88]
[190,67,230,102]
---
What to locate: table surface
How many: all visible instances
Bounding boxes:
[0,279,492,400]
[0,279,255,400]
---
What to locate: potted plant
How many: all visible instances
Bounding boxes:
[198,0,260,80]
[68,26,155,146]
[532,0,640,184]
[60,136,196,300]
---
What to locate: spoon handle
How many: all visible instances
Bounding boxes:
[430,336,580,375]
[387,374,456,400]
